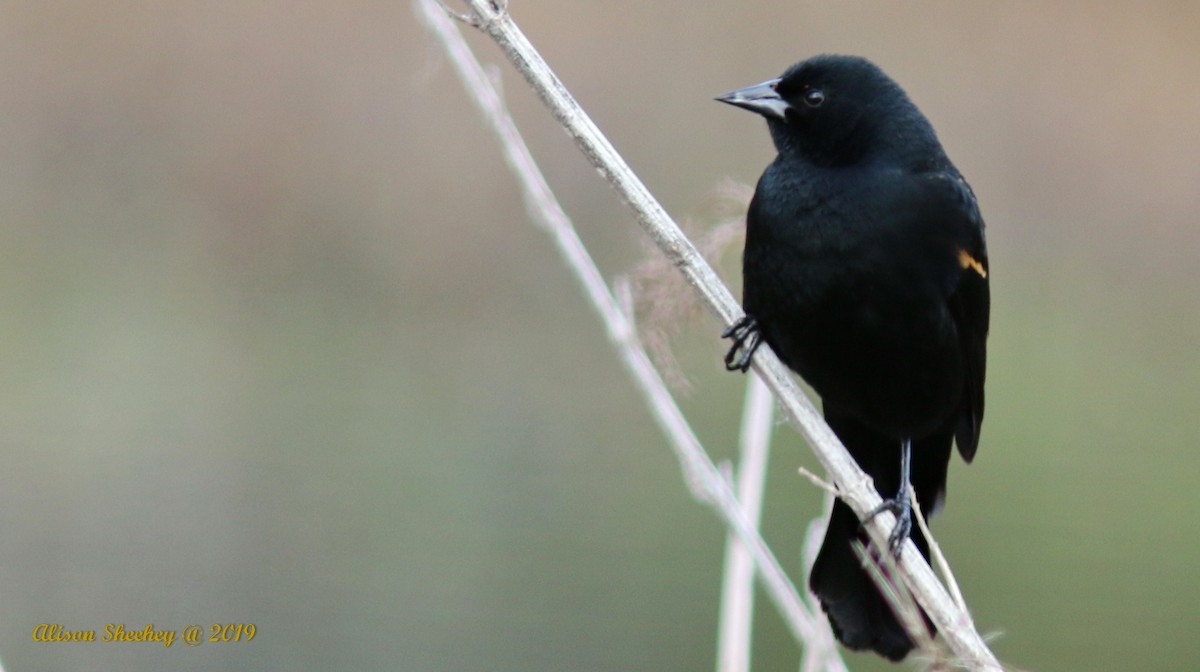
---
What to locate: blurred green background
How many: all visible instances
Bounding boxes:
[1,2,1197,671]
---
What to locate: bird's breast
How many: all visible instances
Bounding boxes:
[746,244,964,438]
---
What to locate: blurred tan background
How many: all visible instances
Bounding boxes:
[1,2,1197,670]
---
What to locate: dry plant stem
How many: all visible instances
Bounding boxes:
[799,491,844,672]
[422,1,1004,669]
[719,377,824,672]
[853,541,941,659]
[912,497,970,615]
[797,467,840,496]
[414,0,829,652]
[715,378,770,672]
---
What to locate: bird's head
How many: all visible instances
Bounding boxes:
[717,55,944,168]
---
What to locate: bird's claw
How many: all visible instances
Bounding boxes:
[863,494,913,557]
[722,315,763,372]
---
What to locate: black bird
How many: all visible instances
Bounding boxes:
[717,55,989,661]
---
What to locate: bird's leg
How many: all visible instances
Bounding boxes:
[722,315,763,372]
[863,437,913,556]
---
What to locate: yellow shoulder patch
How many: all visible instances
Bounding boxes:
[957,248,988,278]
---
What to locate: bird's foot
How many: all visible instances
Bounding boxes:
[722,316,762,372]
[863,492,912,557]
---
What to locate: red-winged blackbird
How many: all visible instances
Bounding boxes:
[717,55,990,661]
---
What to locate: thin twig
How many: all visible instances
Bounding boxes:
[798,467,840,496]
[799,491,843,672]
[419,1,1003,668]
[717,377,796,672]
[414,0,831,652]
[852,541,942,661]
[912,497,969,616]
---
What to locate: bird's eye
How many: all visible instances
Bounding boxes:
[803,89,825,108]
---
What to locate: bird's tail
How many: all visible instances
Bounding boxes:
[808,413,952,661]
[808,497,931,661]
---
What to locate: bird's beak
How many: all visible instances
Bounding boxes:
[715,78,790,121]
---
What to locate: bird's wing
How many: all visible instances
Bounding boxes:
[934,174,990,463]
